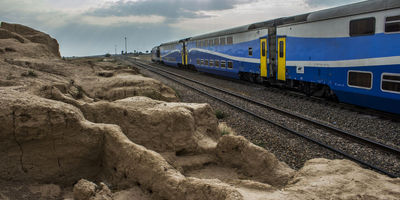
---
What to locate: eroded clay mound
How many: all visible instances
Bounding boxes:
[0,22,60,58]
[102,127,243,200]
[81,96,218,153]
[79,74,178,102]
[0,89,243,200]
[260,158,400,200]
[216,135,295,186]
[0,88,104,184]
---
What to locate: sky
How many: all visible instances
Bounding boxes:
[0,0,363,57]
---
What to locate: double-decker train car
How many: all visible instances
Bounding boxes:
[153,0,400,115]
[187,25,268,81]
[159,40,184,67]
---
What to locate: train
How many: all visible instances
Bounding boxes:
[151,0,400,115]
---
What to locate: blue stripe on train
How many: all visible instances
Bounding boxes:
[285,33,400,61]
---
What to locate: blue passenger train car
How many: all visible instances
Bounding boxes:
[159,41,183,67]
[155,0,400,114]
[187,26,268,81]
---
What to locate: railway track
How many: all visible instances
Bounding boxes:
[122,57,400,178]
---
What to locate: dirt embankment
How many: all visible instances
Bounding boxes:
[0,22,399,200]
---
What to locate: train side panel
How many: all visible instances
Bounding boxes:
[277,8,400,114]
[187,29,268,79]
[160,42,182,67]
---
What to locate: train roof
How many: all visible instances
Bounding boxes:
[160,40,180,46]
[190,24,251,41]
[307,0,400,22]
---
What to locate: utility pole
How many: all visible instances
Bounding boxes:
[124,37,127,54]
[114,45,117,55]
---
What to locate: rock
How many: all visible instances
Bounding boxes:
[79,74,178,102]
[95,182,112,198]
[0,89,105,185]
[216,135,295,186]
[73,179,97,200]
[0,28,26,43]
[73,180,112,200]
[81,96,219,153]
[1,22,60,58]
[102,127,243,200]
[97,71,114,77]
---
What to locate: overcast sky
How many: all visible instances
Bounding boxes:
[0,0,362,56]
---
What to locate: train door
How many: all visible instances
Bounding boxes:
[181,43,186,66]
[268,27,277,78]
[185,42,188,66]
[277,37,286,81]
[260,38,268,77]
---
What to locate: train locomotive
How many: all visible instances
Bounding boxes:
[151,0,400,115]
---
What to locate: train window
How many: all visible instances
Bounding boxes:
[382,73,400,93]
[279,41,284,57]
[350,17,375,36]
[209,60,214,67]
[196,59,200,65]
[249,47,253,56]
[220,60,226,68]
[220,37,226,45]
[348,71,372,89]
[201,40,205,47]
[196,41,199,47]
[227,61,233,69]
[227,36,233,45]
[201,59,204,65]
[385,15,400,33]
[204,59,209,66]
[214,38,219,46]
[262,42,266,57]
[209,39,213,46]
[215,60,219,67]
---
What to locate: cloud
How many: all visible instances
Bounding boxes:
[81,15,166,26]
[0,0,362,56]
[171,0,311,35]
[304,0,363,7]
[86,0,260,20]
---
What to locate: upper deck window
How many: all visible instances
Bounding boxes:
[227,36,233,45]
[385,15,400,33]
[220,37,226,45]
[214,38,219,46]
[209,39,214,46]
[279,41,284,58]
[350,17,375,36]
